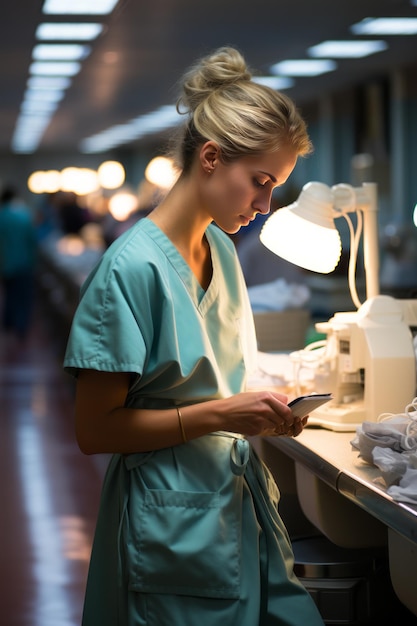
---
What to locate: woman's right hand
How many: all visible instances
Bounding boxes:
[217,390,305,438]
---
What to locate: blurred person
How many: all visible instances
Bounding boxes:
[55,191,93,235]
[64,47,324,626]
[34,192,60,241]
[0,185,38,344]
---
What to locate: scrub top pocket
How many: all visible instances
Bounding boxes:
[128,487,240,598]
[124,434,248,599]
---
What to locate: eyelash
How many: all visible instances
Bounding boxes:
[254,179,267,188]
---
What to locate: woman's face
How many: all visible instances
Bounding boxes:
[202,147,298,234]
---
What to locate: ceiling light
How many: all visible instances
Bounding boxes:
[80,105,182,153]
[108,191,138,222]
[97,161,125,189]
[80,124,133,153]
[36,23,103,41]
[27,76,72,90]
[42,0,119,15]
[270,59,337,77]
[351,17,417,35]
[29,61,81,76]
[145,156,179,190]
[12,114,52,153]
[28,170,62,195]
[131,105,181,135]
[21,99,59,114]
[24,88,65,102]
[253,76,295,90]
[308,40,388,58]
[33,44,91,61]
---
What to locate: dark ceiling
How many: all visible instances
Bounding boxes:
[2,0,417,155]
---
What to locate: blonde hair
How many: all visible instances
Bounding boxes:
[172,47,312,172]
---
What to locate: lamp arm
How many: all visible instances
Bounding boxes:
[333,182,380,302]
[357,182,380,299]
[344,211,363,309]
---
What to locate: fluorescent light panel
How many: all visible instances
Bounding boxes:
[270,59,337,77]
[351,17,417,35]
[36,23,103,40]
[27,76,72,90]
[13,1,115,153]
[21,100,59,113]
[308,40,388,58]
[25,89,65,102]
[253,76,295,90]
[24,88,65,102]
[29,61,81,76]
[12,114,53,153]
[42,0,119,14]
[80,105,182,153]
[33,44,91,61]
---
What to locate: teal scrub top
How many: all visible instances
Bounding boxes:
[64,217,258,407]
[0,204,37,276]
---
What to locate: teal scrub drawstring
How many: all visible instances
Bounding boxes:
[230,437,250,476]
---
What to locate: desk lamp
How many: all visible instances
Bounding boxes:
[260,181,416,430]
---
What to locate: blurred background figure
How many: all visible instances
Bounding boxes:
[53,191,93,235]
[0,184,38,349]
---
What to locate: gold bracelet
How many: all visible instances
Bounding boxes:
[176,407,187,443]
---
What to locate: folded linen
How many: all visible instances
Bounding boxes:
[351,398,417,503]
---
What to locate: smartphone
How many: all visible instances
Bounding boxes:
[288,393,333,419]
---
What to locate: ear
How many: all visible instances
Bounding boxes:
[199,141,221,174]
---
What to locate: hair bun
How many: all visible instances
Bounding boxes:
[172,45,312,173]
[179,47,252,113]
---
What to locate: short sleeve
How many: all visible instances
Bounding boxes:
[64,242,155,377]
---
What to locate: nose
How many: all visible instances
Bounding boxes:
[253,189,272,216]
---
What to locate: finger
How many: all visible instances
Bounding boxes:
[269,391,289,405]
[265,426,280,437]
[277,419,301,438]
[271,421,286,436]
[291,421,304,437]
[263,393,293,424]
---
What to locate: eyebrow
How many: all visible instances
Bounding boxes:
[259,170,277,183]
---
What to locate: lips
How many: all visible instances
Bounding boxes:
[240,214,255,224]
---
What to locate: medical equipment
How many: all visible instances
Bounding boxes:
[294,295,416,431]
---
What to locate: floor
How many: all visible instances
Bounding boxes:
[0,295,105,626]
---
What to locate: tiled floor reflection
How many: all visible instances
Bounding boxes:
[0,301,103,625]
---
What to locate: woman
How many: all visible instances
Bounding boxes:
[64,47,324,626]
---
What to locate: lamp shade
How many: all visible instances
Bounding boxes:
[260,182,342,273]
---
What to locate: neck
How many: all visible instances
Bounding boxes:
[149,174,211,254]
[148,176,213,290]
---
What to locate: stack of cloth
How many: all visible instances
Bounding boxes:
[351,398,417,504]
[247,278,310,312]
